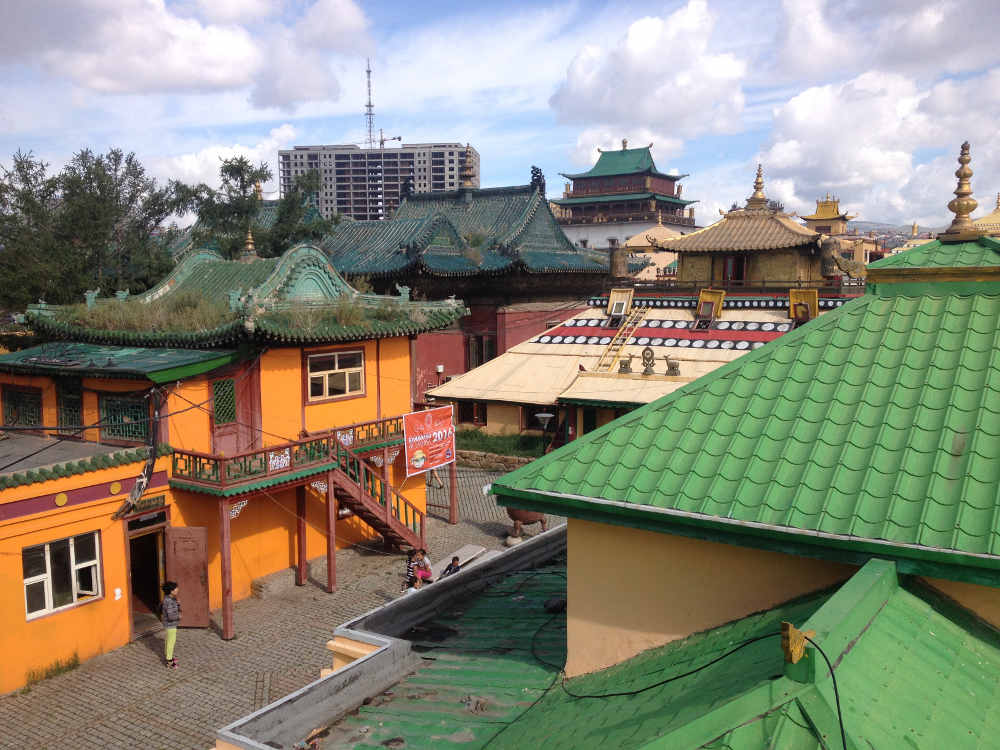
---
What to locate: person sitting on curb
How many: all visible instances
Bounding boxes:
[441,556,462,578]
[412,548,433,583]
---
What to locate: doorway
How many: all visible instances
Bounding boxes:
[129,529,164,636]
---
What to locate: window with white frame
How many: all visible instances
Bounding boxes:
[307,350,364,401]
[23,532,102,618]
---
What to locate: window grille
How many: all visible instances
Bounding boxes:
[57,380,83,435]
[212,379,237,425]
[100,395,149,442]
[23,531,102,618]
[3,387,41,428]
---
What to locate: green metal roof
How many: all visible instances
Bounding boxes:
[494,285,1000,580]
[0,342,240,383]
[552,192,696,207]
[317,185,606,278]
[869,235,1000,270]
[560,146,684,181]
[324,558,1000,749]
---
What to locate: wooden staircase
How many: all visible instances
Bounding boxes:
[595,307,647,372]
[327,441,425,550]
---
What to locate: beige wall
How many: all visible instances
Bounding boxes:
[678,254,711,282]
[483,403,522,435]
[565,519,855,676]
[922,576,1000,630]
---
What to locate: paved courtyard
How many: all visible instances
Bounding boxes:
[0,468,562,750]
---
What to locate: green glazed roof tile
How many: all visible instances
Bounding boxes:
[559,146,683,181]
[494,287,1000,574]
[869,235,1000,270]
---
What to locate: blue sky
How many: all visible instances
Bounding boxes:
[3,0,1000,226]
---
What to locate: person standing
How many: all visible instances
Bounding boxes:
[161,581,181,668]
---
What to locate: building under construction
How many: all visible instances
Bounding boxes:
[278,142,481,220]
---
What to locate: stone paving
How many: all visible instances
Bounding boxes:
[0,468,562,750]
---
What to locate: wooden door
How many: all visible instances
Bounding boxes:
[211,365,261,455]
[164,527,210,628]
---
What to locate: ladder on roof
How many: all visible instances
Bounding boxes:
[595,307,647,372]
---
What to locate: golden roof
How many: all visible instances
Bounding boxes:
[657,166,819,253]
[624,212,681,248]
[800,194,855,222]
[973,192,1000,235]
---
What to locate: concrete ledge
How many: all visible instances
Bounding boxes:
[456,449,535,472]
[216,524,566,750]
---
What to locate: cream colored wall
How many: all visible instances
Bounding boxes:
[483,403,522,435]
[678,254,710,282]
[565,519,855,676]
[922,576,1000,630]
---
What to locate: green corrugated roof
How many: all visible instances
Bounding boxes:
[552,192,696,207]
[494,284,1000,577]
[560,146,683,181]
[324,558,1000,749]
[869,235,1000,270]
[0,342,239,382]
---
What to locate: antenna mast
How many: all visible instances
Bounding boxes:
[365,58,375,149]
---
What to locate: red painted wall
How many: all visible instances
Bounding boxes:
[414,303,589,404]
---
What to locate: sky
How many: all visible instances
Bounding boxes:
[3,0,1000,228]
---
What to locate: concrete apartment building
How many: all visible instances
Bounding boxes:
[278,143,481,221]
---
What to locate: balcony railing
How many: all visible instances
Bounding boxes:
[558,214,696,227]
[171,415,405,490]
[623,277,866,294]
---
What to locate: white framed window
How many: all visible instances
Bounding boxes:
[23,532,102,619]
[307,350,364,401]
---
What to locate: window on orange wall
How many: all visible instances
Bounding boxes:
[307,350,364,401]
[22,531,102,619]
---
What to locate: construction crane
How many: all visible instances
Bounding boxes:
[378,129,401,149]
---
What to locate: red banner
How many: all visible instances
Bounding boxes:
[403,405,456,477]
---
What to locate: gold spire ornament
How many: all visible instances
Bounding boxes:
[245,228,255,252]
[940,141,982,241]
[746,164,768,209]
[460,144,475,189]
[254,181,263,201]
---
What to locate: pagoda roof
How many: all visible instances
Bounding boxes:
[551,192,696,207]
[25,244,467,348]
[659,208,819,252]
[800,196,855,222]
[973,193,1000,235]
[494,232,1000,585]
[560,145,684,181]
[320,185,607,278]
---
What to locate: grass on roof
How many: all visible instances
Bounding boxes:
[56,290,237,332]
[265,297,426,331]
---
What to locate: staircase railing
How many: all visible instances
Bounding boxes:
[595,307,647,372]
[329,441,425,548]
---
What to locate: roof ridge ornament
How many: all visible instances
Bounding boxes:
[240,227,259,262]
[939,141,983,242]
[745,163,768,209]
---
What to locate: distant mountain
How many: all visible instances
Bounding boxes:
[848,220,946,235]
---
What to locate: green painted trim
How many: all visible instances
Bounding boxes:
[169,460,340,497]
[147,352,242,384]
[868,279,1000,297]
[492,487,1000,586]
[0,444,172,490]
[557,397,644,409]
[353,437,403,453]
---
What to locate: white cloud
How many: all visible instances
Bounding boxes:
[195,0,275,24]
[759,67,1000,225]
[569,128,683,168]
[550,0,747,138]
[151,124,297,193]
[296,0,369,51]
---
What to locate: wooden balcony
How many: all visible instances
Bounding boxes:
[558,213,696,227]
[170,415,404,493]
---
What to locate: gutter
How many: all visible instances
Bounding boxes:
[492,485,1000,580]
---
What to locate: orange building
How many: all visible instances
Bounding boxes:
[0,241,465,693]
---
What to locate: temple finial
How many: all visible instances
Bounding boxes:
[460,143,475,188]
[746,164,767,209]
[254,181,263,201]
[995,192,999,210]
[239,227,258,261]
[941,141,980,239]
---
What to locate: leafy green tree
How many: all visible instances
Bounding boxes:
[175,156,273,259]
[257,168,336,258]
[57,148,176,291]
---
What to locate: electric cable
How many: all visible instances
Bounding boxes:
[805,635,848,750]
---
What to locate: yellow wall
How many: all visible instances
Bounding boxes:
[565,519,855,676]
[922,576,1000,630]
[0,459,165,693]
[482,404,521,435]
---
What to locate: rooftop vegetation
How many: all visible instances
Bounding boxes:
[55,290,236,332]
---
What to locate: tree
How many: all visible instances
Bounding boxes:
[0,151,69,309]
[175,156,272,259]
[57,148,176,291]
[257,169,336,258]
